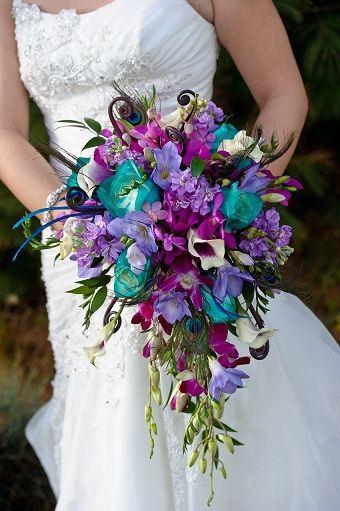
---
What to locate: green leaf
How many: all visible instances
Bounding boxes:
[81,136,106,151]
[162,380,174,410]
[242,282,255,306]
[190,157,206,177]
[229,436,244,446]
[90,286,108,315]
[228,323,237,336]
[84,117,102,135]
[76,275,111,288]
[67,285,93,296]
[213,419,237,433]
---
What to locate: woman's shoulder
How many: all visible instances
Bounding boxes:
[186,0,214,23]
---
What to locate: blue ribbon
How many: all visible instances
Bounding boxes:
[12,211,88,261]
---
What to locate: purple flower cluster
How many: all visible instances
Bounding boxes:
[70,212,124,278]
[239,208,293,263]
[192,101,225,133]
[169,171,220,216]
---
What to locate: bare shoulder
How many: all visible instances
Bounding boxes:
[0,0,29,136]
[186,0,214,23]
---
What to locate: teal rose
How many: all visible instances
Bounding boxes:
[219,182,263,231]
[212,124,251,170]
[200,285,238,324]
[211,123,238,153]
[67,157,90,188]
[114,249,151,299]
[97,160,161,218]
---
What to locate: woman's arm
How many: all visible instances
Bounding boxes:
[0,0,61,219]
[212,0,309,176]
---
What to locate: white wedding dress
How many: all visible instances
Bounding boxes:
[12,1,340,509]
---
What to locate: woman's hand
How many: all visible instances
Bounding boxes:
[212,0,309,176]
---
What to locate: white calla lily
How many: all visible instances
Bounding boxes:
[218,130,264,163]
[159,107,185,129]
[77,158,111,197]
[59,217,76,260]
[187,228,225,271]
[236,317,275,349]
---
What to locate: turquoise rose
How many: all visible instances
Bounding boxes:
[212,124,251,170]
[211,123,238,153]
[67,157,90,188]
[114,249,151,299]
[97,160,161,218]
[219,182,263,231]
[200,285,238,324]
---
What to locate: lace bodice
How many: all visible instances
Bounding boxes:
[13,0,219,154]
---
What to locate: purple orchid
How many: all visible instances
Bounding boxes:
[213,262,254,299]
[208,359,249,400]
[153,290,192,324]
[182,126,215,166]
[160,255,207,310]
[151,141,182,190]
[130,120,165,149]
[142,201,168,222]
[180,378,205,397]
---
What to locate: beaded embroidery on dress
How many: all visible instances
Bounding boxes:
[12,1,340,510]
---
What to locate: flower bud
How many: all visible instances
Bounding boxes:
[200,457,207,474]
[148,363,160,387]
[148,332,163,361]
[151,422,158,435]
[218,434,234,454]
[144,404,152,423]
[175,392,188,413]
[210,398,222,412]
[192,415,202,431]
[122,132,131,145]
[188,450,199,467]
[220,466,227,479]
[208,440,218,458]
[151,385,162,406]
[147,107,157,120]
[143,147,155,162]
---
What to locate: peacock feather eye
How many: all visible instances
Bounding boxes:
[128,111,142,125]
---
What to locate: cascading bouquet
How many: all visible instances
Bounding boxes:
[14,86,302,505]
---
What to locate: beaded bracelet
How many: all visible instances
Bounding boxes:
[42,184,68,225]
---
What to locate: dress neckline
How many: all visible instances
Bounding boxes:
[18,0,117,17]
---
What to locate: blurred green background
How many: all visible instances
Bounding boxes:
[0,1,339,509]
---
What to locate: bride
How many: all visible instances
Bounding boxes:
[1,0,340,509]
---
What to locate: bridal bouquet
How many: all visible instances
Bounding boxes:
[14,86,301,505]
